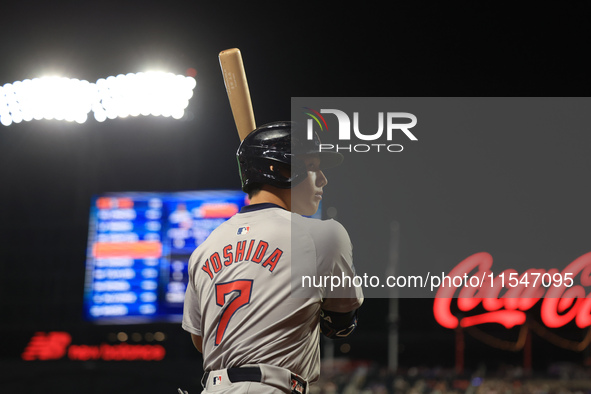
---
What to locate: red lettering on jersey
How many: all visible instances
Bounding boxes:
[211,252,222,273]
[235,241,246,262]
[223,245,233,266]
[245,240,255,261]
[200,239,282,279]
[262,248,283,272]
[252,241,269,263]
[202,260,214,280]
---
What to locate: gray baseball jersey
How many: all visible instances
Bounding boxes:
[182,203,363,383]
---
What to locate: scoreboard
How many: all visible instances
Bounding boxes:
[83,190,248,323]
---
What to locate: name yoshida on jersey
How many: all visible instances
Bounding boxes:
[182,203,363,383]
[200,237,284,279]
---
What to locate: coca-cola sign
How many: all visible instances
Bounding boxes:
[433,252,591,329]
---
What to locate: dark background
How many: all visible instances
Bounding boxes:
[1,1,590,393]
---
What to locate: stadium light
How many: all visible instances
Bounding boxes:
[0,72,197,127]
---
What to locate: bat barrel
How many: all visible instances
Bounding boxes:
[219,48,257,141]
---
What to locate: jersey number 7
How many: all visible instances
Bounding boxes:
[214,280,254,346]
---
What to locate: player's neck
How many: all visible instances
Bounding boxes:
[249,187,291,211]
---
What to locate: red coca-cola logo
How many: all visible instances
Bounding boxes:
[433,252,591,329]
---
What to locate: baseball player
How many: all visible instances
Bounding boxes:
[182,121,364,393]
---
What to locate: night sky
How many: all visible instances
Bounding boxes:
[1,2,590,392]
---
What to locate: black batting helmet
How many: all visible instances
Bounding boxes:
[236,121,343,193]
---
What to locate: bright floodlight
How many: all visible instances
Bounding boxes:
[0,72,197,126]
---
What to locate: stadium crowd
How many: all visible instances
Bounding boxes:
[311,360,591,393]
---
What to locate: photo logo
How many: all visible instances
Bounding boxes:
[304,108,417,153]
[303,107,329,132]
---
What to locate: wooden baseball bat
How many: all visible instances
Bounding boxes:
[219,48,256,141]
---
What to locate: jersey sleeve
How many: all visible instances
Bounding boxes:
[181,254,202,336]
[317,220,364,313]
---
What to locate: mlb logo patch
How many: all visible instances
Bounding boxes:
[291,373,306,394]
[237,226,250,235]
[212,375,222,386]
[291,378,305,394]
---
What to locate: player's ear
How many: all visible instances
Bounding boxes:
[270,163,290,178]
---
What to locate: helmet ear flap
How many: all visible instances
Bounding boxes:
[289,159,308,188]
[236,122,294,192]
[236,120,340,192]
[265,160,292,187]
[238,156,293,192]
